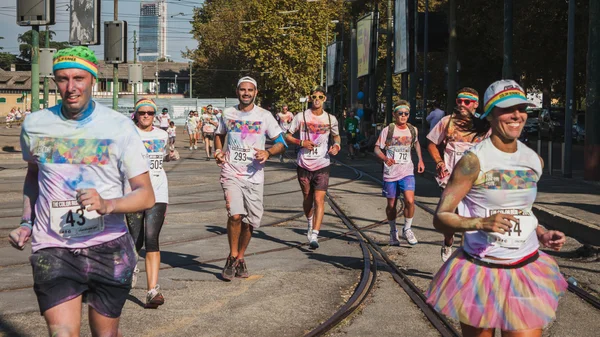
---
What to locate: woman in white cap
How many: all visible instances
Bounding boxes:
[426,79,568,337]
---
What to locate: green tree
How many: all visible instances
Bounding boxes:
[17,30,70,63]
[0,52,18,70]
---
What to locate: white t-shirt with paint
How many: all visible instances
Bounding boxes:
[138,127,169,203]
[288,109,339,172]
[375,125,417,182]
[158,112,170,128]
[216,105,282,184]
[20,102,149,252]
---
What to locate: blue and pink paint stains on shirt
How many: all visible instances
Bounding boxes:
[216,105,283,184]
[34,137,112,165]
[375,125,417,182]
[143,139,167,153]
[288,109,340,172]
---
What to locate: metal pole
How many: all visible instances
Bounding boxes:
[31,26,40,112]
[43,26,49,109]
[133,30,138,104]
[112,0,119,110]
[369,8,379,122]
[340,10,345,113]
[548,140,553,175]
[350,25,358,109]
[446,0,457,114]
[325,28,329,91]
[422,0,429,135]
[502,0,513,79]
[189,61,193,98]
[585,0,600,181]
[385,0,393,125]
[408,0,418,124]
[321,41,325,86]
[563,0,575,178]
[155,60,159,99]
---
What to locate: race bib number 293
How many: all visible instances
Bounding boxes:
[230,147,254,165]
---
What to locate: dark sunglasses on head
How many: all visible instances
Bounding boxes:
[456,98,474,105]
[138,111,155,116]
[311,95,325,100]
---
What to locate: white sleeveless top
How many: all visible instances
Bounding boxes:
[462,138,542,261]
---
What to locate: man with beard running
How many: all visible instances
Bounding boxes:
[427,87,490,262]
[285,86,341,249]
[214,76,286,280]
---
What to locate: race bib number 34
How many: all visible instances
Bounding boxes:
[487,215,537,249]
[50,200,104,238]
[305,143,327,159]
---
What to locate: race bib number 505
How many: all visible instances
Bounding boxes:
[50,200,104,238]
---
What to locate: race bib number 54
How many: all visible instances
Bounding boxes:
[50,200,104,238]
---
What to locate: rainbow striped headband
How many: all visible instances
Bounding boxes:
[483,88,527,117]
[53,55,98,78]
[394,105,410,112]
[457,92,479,101]
[135,99,157,112]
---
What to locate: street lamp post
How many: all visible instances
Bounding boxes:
[174,74,178,94]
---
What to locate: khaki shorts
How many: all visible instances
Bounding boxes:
[221,176,264,227]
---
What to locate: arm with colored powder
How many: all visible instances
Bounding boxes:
[434,153,515,235]
[8,163,38,250]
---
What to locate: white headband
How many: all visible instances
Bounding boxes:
[237,76,257,89]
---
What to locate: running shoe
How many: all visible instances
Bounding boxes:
[441,244,453,262]
[206,157,210,161]
[307,222,313,243]
[222,255,238,281]
[189,146,193,150]
[403,228,418,245]
[235,259,249,278]
[309,233,319,249]
[145,285,165,309]
[389,230,400,246]
[194,145,198,150]
[131,265,140,288]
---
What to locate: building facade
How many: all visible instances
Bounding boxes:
[139,1,167,62]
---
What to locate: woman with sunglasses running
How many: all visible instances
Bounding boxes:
[427,87,491,262]
[427,80,567,337]
[126,98,169,309]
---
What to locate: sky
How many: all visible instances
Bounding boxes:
[0,0,201,62]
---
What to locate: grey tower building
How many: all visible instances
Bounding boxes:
[139,1,167,62]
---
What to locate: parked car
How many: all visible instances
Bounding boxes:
[572,112,586,143]
[524,108,540,134]
[539,107,565,140]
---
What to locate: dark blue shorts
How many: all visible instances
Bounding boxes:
[29,234,136,318]
[382,175,416,199]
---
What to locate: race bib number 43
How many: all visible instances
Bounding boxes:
[50,200,104,238]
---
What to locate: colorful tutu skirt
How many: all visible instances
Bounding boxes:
[426,249,567,331]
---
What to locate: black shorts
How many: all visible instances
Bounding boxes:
[29,234,136,318]
[297,165,330,192]
[346,131,357,145]
[204,132,215,140]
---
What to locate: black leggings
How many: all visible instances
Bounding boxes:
[126,203,167,253]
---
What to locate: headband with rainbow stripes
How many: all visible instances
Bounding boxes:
[53,55,98,78]
[394,105,410,113]
[135,99,157,112]
[457,92,479,101]
[483,88,527,117]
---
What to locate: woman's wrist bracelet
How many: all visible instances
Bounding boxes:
[20,219,33,230]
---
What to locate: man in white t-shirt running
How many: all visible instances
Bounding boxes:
[158,108,171,131]
[202,104,219,160]
[374,100,425,246]
[9,46,155,336]
[214,76,286,281]
[285,86,341,249]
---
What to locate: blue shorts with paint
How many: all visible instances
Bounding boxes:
[382,175,416,199]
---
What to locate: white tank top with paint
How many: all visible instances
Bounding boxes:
[462,138,542,262]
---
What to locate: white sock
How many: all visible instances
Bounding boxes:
[307,216,313,228]
[389,219,397,232]
[404,218,413,231]
[311,230,319,239]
